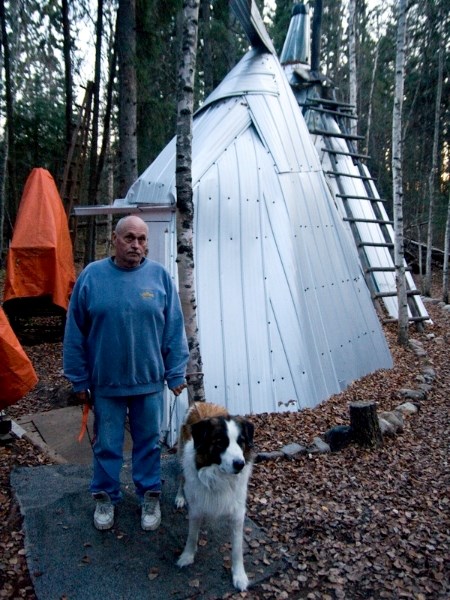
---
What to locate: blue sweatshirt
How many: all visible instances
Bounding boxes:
[63,257,189,396]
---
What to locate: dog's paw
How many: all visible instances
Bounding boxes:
[174,492,186,509]
[177,551,195,568]
[232,568,249,591]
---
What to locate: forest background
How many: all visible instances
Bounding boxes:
[0,0,448,265]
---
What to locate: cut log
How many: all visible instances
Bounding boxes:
[349,401,383,448]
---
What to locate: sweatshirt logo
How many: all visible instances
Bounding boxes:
[141,290,154,299]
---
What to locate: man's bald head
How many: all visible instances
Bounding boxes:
[112,216,149,268]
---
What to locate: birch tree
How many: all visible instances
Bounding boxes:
[392,0,409,345]
[347,0,358,141]
[423,18,444,297]
[176,0,205,403]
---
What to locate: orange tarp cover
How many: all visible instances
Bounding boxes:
[0,307,38,409]
[3,168,76,311]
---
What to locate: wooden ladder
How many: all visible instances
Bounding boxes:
[304,96,427,327]
[59,82,94,219]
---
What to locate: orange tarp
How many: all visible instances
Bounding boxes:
[3,168,76,311]
[0,307,38,409]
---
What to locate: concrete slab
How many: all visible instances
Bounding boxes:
[11,457,283,600]
[16,406,133,465]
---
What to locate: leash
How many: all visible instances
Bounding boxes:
[79,375,204,447]
[77,389,93,443]
[78,403,91,442]
[161,372,203,447]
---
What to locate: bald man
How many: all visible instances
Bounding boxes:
[63,216,189,531]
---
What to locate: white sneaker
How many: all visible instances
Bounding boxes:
[141,491,161,531]
[93,492,114,530]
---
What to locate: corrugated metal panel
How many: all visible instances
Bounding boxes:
[121,98,252,206]
[116,46,393,435]
[203,50,279,105]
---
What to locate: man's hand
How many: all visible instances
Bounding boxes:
[170,383,187,397]
[74,390,92,406]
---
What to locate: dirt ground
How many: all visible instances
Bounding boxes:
[1,272,449,599]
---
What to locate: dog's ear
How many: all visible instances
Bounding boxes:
[237,418,254,449]
[190,419,214,450]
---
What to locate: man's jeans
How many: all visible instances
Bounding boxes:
[90,391,164,503]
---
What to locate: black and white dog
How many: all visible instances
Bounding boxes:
[175,402,254,591]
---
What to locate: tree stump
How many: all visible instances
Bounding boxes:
[349,401,383,448]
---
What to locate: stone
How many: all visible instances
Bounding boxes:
[395,402,419,415]
[399,388,427,401]
[308,437,331,454]
[323,425,353,452]
[378,418,396,436]
[254,451,284,463]
[378,410,404,433]
[421,367,436,383]
[417,383,432,393]
[281,443,307,457]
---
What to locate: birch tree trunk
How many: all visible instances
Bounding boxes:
[348,0,358,142]
[117,0,138,199]
[392,0,409,346]
[176,0,205,403]
[364,37,379,156]
[423,23,444,297]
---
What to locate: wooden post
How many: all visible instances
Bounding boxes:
[349,401,383,449]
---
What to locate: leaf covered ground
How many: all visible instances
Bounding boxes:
[1,284,449,599]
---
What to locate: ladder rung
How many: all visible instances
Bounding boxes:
[374,289,421,298]
[344,217,394,225]
[325,170,375,181]
[366,267,396,273]
[305,106,358,119]
[322,148,370,160]
[366,266,412,273]
[383,316,429,324]
[358,241,394,248]
[311,128,364,141]
[306,97,355,109]
[337,194,387,202]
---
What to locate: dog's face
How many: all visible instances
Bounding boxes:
[190,416,254,474]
